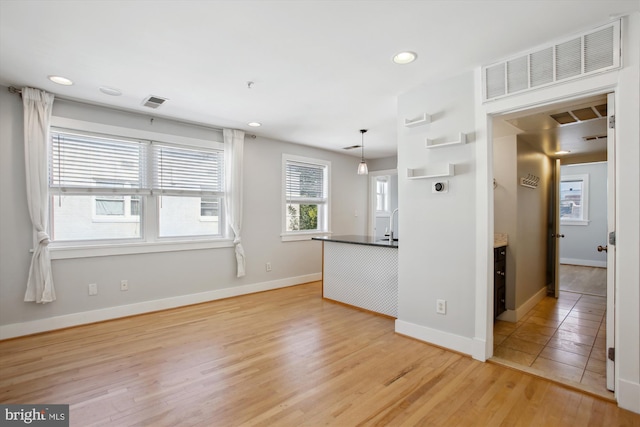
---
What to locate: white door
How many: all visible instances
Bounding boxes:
[606,92,616,391]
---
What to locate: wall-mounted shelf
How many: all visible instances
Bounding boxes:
[425,132,467,149]
[404,113,431,128]
[406,164,455,180]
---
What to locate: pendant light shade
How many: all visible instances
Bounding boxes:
[357,129,368,175]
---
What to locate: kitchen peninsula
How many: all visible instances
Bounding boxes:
[312,235,398,317]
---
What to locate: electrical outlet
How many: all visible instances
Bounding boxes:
[120,280,129,291]
[88,283,98,296]
[266,262,272,272]
[436,299,447,314]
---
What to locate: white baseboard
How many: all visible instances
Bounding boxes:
[0,273,321,340]
[497,286,547,323]
[395,319,474,357]
[560,258,607,268]
[618,378,640,414]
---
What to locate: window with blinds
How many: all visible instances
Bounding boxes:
[283,155,330,238]
[49,129,225,242]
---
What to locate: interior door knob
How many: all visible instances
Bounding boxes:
[597,245,608,252]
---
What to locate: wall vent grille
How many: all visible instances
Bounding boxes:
[482,20,620,102]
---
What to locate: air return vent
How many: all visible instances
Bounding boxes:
[142,95,168,109]
[482,20,620,102]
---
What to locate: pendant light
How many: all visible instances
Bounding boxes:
[357,129,369,175]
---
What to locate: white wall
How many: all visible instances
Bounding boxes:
[560,162,608,267]
[0,90,368,337]
[396,71,478,352]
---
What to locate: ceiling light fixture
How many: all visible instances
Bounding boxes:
[48,75,73,86]
[393,51,417,65]
[248,122,262,127]
[555,150,571,155]
[357,129,369,175]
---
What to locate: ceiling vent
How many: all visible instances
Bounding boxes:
[142,95,168,109]
[550,103,607,125]
[483,20,620,102]
[582,134,607,142]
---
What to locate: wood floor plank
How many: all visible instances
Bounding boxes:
[1,281,638,426]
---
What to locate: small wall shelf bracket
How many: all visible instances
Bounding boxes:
[407,164,455,180]
[404,113,431,128]
[425,132,467,149]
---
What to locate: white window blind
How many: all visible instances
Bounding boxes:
[152,143,224,196]
[285,161,326,204]
[50,131,149,193]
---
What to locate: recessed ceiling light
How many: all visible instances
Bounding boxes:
[555,150,571,155]
[248,122,262,127]
[48,75,73,86]
[393,51,417,64]
[99,86,122,96]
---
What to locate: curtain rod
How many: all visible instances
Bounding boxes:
[7,86,256,138]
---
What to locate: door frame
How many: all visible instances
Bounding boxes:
[367,169,397,238]
[475,71,618,392]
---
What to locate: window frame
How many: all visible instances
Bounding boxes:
[560,173,590,226]
[48,117,234,259]
[281,154,331,242]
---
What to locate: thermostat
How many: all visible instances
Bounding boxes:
[432,181,448,193]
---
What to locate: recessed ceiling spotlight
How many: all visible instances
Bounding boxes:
[99,86,122,96]
[393,51,417,65]
[248,122,262,127]
[48,75,74,86]
[555,150,571,155]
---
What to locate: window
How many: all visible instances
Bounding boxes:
[376,176,390,213]
[153,143,224,237]
[282,155,330,240]
[49,129,227,248]
[560,174,589,225]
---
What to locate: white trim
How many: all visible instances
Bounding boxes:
[617,379,640,413]
[281,154,331,240]
[0,273,321,340]
[560,258,607,268]
[50,117,224,149]
[560,173,590,224]
[395,319,475,358]
[50,239,234,259]
[497,286,547,323]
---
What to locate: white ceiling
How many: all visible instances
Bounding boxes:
[1,1,637,159]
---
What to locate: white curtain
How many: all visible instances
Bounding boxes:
[223,129,245,277]
[23,87,56,303]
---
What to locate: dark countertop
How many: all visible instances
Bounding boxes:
[312,235,399,248]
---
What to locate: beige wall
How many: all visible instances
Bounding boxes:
[493,135,551,313]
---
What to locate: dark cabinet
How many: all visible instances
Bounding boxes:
[494,246,506,318]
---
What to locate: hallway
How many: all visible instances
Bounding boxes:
[492,266,610,399]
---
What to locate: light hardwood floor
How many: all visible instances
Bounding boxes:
[1,282,638,426]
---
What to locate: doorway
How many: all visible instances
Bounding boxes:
[490,93,614,399]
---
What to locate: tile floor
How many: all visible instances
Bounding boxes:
[493,290,610,397]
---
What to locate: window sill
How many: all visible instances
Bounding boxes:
[281,231,332,242]
[50,239,234,259]
[561,220,590,226]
